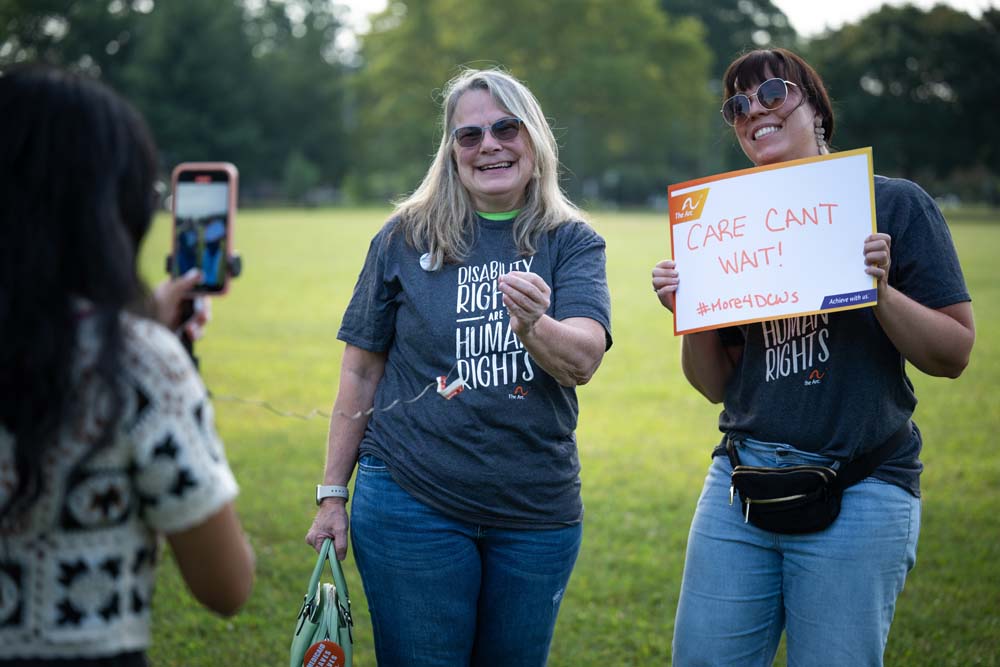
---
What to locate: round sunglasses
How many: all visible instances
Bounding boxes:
[721,78,799,126]
[452,117,524,148]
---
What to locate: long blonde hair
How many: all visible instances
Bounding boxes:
[393,68,583,267]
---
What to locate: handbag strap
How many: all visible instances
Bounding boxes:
[305,539,333,602]
[832,420,912,491]
[725,419,912,491]
[307,539,351,598]
[327,541,351,614]
[724,435,743,468]
[319,539,353,641]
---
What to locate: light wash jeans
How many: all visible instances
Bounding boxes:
[672,438,920,667]
[350,454,582,667]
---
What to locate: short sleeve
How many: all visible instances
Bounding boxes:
[337,221,402,352]
[550,222,613,349]
[125,321,239,534]
[878,178,970,310]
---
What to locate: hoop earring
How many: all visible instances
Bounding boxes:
[815,117,829,155]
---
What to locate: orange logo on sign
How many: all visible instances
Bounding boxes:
[670,188,710,223]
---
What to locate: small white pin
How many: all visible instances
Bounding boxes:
[419,252,439,271]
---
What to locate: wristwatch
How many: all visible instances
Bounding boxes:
[316,484,350,505]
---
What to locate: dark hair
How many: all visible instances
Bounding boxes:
[0,64,158,519]
[722,48,834,147]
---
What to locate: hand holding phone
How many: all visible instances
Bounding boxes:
[170,162,238,294]
[153,271,211,338]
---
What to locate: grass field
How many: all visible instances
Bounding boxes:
[141,207,999,666]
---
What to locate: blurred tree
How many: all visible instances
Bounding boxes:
[660,0,798,78]
[244,0,350,194]
[477,0,716,202]
[659,0,799,173]
[119,0,263,180]
[805,5,999,199]
[1,0,349,196]
[282,149,322,203]
[352,0,715,204]
[348,0,464,201]
[0,0,148,86]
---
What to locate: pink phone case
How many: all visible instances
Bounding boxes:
[170,161,238,295]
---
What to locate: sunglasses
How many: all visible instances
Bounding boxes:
[452,117,524,148]
[721,78,799,126]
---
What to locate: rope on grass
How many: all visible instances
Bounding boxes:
[208,363,462,421]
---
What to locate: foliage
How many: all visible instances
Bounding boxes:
[0,0,349,193]
[0,0,145,84]
[353,0,715,204]
[0,1,997,203]
[120,0,263,177]
[138,206,999,666]
[658,0,799,173]
[660,0,798,78]
[805,6,1000,202]
[282,149,321,203]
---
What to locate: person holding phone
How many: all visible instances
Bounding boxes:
[0,64,254,666]
[651,48,974,666]
[305,67,612,666]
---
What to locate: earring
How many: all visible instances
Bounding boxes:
[814,117,829,155]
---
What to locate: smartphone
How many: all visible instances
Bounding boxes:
[170,162,238,294]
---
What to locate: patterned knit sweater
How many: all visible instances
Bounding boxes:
[0,311,238,660]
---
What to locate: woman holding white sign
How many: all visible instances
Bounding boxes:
[652,48,975,666]
[305,68,611,666]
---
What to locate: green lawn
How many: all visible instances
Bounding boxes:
[141,207,1000,666]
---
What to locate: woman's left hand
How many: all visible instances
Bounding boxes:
[498,270,550,337]
[651,259,679,313]
[864,233,892,290]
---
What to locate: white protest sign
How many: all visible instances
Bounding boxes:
[669,147,877,335]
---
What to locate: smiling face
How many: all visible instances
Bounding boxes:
[451,89,535,212]
[733,69,820,166]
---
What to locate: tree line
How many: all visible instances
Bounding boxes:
[2,0,997,205]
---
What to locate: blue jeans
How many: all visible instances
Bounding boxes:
[350,454,582,667]
[672,438,920,667]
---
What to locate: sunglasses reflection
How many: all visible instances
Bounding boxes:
[721,79,798,126]
[453,117,524,148]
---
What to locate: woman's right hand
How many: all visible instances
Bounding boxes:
[306,499,350,561]
[153,269,211,340]
[652,259,679,313]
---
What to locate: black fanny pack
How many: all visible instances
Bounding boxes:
[725,421,912,534]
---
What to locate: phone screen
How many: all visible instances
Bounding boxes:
[173,169,232,293]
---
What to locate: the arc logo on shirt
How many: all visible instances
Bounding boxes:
[804,369,827,386]
[508,385,529,400]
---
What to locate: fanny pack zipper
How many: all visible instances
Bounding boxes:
[730,466,837,523]
[732,465,835,479]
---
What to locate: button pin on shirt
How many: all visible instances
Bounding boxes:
[419,253,440,271]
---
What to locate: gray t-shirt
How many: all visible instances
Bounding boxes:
[714,176,970,496]
[338,214,612,528]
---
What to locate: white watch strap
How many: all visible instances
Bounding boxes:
[316,484,349,504]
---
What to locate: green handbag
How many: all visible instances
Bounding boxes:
[290,539,353,667]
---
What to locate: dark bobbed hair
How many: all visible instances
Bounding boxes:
[722,48,834,147]
[0,64,158,519]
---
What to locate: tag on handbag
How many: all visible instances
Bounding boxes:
[304,640,346,667]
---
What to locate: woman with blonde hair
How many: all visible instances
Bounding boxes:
[307,67,611,666]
